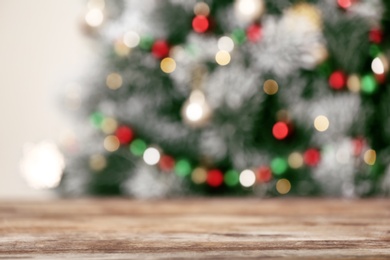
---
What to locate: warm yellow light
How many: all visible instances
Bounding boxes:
[194,2,210,16]
[288,152,303,169]
[160,57,176,73]
[314,115,329,132]
[218,36,234,52]
[239,169,256,187]
[85,9,104,27]
[123,31,140,48]
[143,147,161,165]
[106,73,123,90]
[101,117,118,134]
[347,74,360,93]
[276,178,291,194]
[215,50,231,66]
[104,135,120,152]
[89,154,107,171]
[364,149,376,165]
[191,167,207,184]
[263,79,279,95]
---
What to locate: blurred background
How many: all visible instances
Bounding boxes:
[1,0,389,199]
[0,0,92,198]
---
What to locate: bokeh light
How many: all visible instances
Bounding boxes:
[103,135,120,152]
[247,24,262,42]
[329,70,346,90]
[257,166,272,183]
[191,167,208,184]
[239,169,256,187]
[160,57,176,73]
[215,50,231,66]
[89,154,107,171]
[174,159,192,177]
[337,0,352,9]
[224,169,240,186]
[130,139,147,156]
[194,2,210,17]
[347,74,361,93]
[364,149,376,165]
[152,40,170,59]
[159,155,175,172]
[143,147,161,166]
[114,40,130,57]
[20,142,65,189]
[272,122,289,140]
[263,79,279,95]
[361,74,377,94]
[271,157,288,175]
[185,102,204,122]
[235,0,264,22]
[218,36,234,52]
[372,57,385,75]
[115,126,134,144]
[85,9,104,27]
[304,148,321,166]
[276,178,291,194]
[123,31,140,48]
[288,152,304,169]
[106,73,123,90]
[192,15,209,33]
[207,169,224,187]
[101,117,118,134]
[314,115,329,132]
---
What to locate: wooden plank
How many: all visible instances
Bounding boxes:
[0,198,389,259]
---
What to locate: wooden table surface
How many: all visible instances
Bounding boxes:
[0,198,389,259]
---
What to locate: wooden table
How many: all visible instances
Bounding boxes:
[0,198,389,259]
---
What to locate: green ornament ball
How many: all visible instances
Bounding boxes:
[361,74,377,94]
[271,157,288,175]
[224,170,240,187]
[174,159,192,177]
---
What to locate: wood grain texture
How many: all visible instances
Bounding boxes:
[0,198,389,259]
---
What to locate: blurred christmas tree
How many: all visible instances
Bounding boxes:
[59,0,390,198]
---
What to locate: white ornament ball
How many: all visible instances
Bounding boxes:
[235,0,265,22]
[182,90,211,127]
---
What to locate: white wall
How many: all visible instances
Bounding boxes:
[0,0,92,198]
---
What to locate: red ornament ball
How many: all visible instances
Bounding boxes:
[337,0,353,9]
[257,166,272,183]
[272,122,289,140]
[375,73,386,84]
[247,24,262,42]
[329,70,346,90]
[369,28,383,44]
[303,148,321,166]
[352,137,365,156]
[151,40,170,59]
[192,15,209,33]
[159,155,175,172]
[206,169,224,187]
[115,126,134,144]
